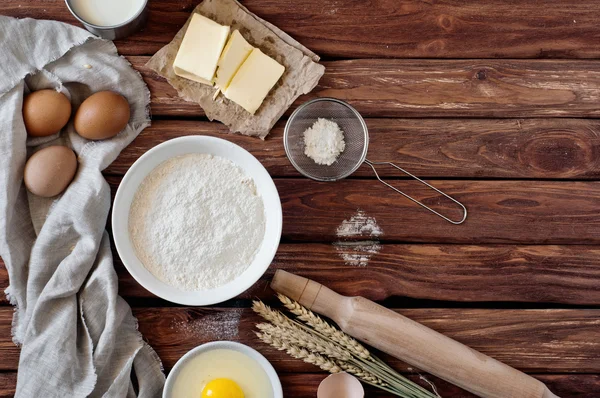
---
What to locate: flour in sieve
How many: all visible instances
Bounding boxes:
[128,154,266,291]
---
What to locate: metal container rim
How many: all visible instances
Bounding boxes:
[283,97,369,182]
[65,0,149,30]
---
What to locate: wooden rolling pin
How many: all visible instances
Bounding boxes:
[271,270,559,398]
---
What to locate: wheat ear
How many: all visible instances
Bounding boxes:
[277,293,371,360]
[255,332,342,373]
[256,323,353,362]
[275,295,439,398]
[257,329,392,391]
[252,300,296,328]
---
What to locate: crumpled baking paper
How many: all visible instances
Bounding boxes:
[146,0,325,139]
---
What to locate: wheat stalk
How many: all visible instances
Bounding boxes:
[256,330,407,396]
[257,322,353,361]
[252,300,296,328]
[255,331,343,373]
[277,293,371,360]
[337,361,388,386]
[257,322,396,388]
[274,294,431,392]
[254,298,439,398]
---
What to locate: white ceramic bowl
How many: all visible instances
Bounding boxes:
[163,341,283,398]
[112,136,282,305]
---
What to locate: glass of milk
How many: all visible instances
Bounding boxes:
[65,0,148,40]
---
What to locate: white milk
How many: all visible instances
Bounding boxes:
[70,0,145,27]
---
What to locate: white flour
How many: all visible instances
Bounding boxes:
[128,154,265,291]
[303,118,345,165]
[336,209,383,237]
[334,210,383,266]
[333,240,382,267]
[170,309,242,340]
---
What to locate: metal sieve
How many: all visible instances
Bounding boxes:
[283,98,467,224]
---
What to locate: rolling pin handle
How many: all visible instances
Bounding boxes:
[271,270,352,325]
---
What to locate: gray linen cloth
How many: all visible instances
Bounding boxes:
[0,16,165,397]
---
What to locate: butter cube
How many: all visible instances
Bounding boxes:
[214,30,254,90]
[173,13,230,85]
[224,48,285,114]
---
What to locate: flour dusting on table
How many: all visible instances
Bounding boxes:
[336,209,383,237]
[334,240,382,267]
[334,210,383,266]
[129,154,265,291]
[170,309,243,340]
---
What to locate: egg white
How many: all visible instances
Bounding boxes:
[171,348,273,398]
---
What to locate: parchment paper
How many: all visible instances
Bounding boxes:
[146,0,325,139]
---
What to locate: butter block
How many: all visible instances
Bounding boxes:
[224,48,285,114]
[173,13,230,85]
[214,30,254,90]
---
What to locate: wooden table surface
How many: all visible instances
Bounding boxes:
[2,1,600,396]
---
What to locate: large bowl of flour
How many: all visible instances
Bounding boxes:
[112,136,282,305]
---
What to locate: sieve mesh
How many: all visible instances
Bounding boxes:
[284,98,369,181]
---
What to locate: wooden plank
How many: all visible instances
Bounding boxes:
[2,1,600,59]
[0,371,598,398]
[1,307,598,372]
[3,243,599,306]
[0,374,15,398]
[106,177,600,244]
[89,244,600,305]
[279,373,600,398]
[0,266,6,304]
[106,118,600,179]
[4,243,600,307]
[132,56,600,118]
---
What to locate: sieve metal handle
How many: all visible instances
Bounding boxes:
[364,159,467,225]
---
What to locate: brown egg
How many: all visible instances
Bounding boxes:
[22,90,72,137]
[317,373,364,398]
[24,146,78,197]
[74,91,130,140]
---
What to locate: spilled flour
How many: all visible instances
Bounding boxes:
[333,241,382,267]
[334,210,383,266]
[170,309,243,340]
[336,209,383,237]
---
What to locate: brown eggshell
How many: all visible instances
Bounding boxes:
[23,90,72,137]
[24,146,78,197]
[74,91,131,140]
[317,373,364,398]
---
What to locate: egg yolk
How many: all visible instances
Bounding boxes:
[201,378,244,398]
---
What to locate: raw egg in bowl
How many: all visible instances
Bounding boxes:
[164,341,283,398]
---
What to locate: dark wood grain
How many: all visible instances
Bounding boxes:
[105,177,600,244]
[2,0,600,393]
[1,307,599,372]
[0,266,6,305]
[131,56,600,118]
[126,244,600,305]
[4,243,600,306]
[0,374,14,398]
[3,244,600,305]
[105,118,600,179]
[0,372,597,398]
[279,373,600,398]
[2,0,600,59]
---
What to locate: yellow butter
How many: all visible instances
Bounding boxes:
[224,48,285,114]
[214,30,254,90]
[173,13,230,85]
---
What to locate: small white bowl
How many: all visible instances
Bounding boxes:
[112,136,282,305]
[163,341,284,398]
